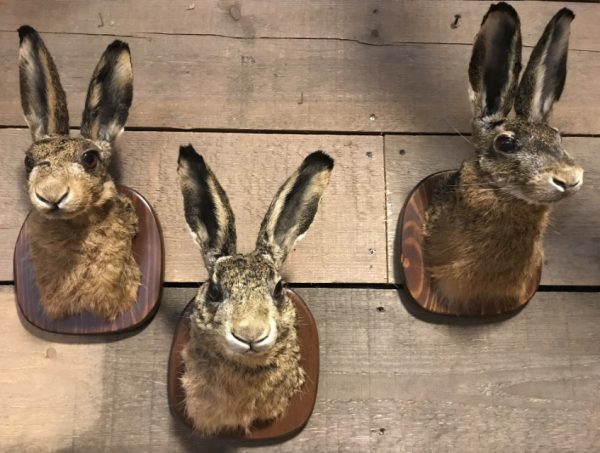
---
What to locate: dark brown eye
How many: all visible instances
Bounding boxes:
[273,280,285,302]
[206,281,222,303]
[494,134,518,153]
[81,150,99,170]
[24,155,34,173]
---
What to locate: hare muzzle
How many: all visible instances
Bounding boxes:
[30,177,70,212]
[226,319,277,354]
[548,165,583,197]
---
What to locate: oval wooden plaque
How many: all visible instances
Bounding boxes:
[13,186,164,335]
[167,289,319,441]
[399,171,541,316]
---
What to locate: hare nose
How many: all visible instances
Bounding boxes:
[35,188,69,207]
[231,326,270,346]
[551,167,583,193]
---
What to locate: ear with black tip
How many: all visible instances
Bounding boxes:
[468,2,522,123]
[80,40,133,143]
[515,8,574,123]
[256,151,334,268]
[18,25,70,141]
[177,145,236,272]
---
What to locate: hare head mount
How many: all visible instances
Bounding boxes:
[468,3,583,204]
[18,26,133,219]
[178,146,334,367]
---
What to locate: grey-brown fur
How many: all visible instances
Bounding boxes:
[177,145,333,434]
[424,3,583,314]
[18,26,139,320]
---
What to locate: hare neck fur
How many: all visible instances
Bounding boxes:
[424,161,550,313]
[457,161,550,223]
[181,317,304,434]
[28,191,141,320]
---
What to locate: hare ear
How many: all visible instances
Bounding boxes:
[80,40,133,144]
[177,145,236,272]
[515,9,574,123]
[18,26,69,141]
[256,151,334,268]
[468,3,522,123]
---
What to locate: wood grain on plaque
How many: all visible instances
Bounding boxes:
[1,286,598,451]
[0,25,598,133]
[1,129,385,283]
[167,290,319,440]
[386,135,600,286]
[399,171,540,315]
[14,187,163,334]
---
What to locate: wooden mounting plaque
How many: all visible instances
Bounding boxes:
[13,186,164,335]
[168,289,319,441]
[399,171,541,316]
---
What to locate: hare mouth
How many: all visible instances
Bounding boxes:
[221,334,276,363]
[504,181,579,205]
[221,345,274,368]
[243,349,267,357]
[494,184,551,206]
[548,176,582,196]
[37,203,86,219]
[32,189,87,218]
[525,177,583,203]
[224,341,272,358]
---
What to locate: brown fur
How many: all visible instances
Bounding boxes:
[424,163,549,314]
[25,138,140,320]
[181,254,304,434]
[18,27,138,320]
[424,4,582,314]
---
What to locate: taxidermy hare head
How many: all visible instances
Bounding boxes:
[467,3,582,202]
[18,26,140,320]
[177,145,333,434]
[423,3,583,314]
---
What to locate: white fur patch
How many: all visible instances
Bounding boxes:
[549,176,565,193]
[530,63,547,122]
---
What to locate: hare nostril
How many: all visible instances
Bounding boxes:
[551,177,567,191]
[231,328,270,346]
[231,332,251,345]
[254,331,270,344]
[56,189,69,205]
[35,192,51,204]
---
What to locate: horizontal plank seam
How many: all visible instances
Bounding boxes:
[2,125,600,139]
[1,29,599,53]
[1,281,599,292]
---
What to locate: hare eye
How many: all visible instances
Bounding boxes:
[206,281,222,303]
[81,150,99,170]
[24,155,34,173]
[273,280,285,302]
[494,135,518,153]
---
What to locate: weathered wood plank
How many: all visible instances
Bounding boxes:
[0,129,385,283]
[1,1,598,51]
[1,286,599,452]
[385,135,600,285]
[0,27,598,133]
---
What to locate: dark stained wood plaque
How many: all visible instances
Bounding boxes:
[399,171,541,316]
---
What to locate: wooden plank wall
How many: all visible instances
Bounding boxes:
[0,1,598,451]
[2,287,599,452]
